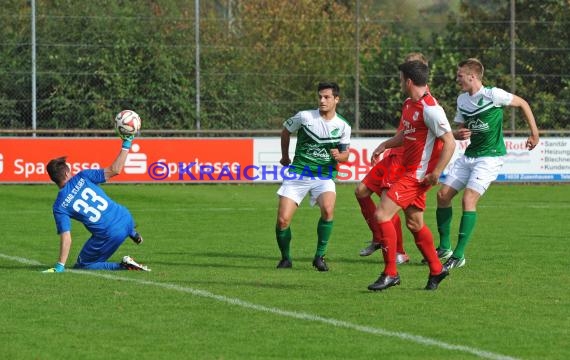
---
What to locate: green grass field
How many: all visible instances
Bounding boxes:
[1,183,568,360]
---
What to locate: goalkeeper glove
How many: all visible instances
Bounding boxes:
[120,134,135,150]
[42,262,65,273]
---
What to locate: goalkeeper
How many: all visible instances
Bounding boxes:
[42,132,150,272]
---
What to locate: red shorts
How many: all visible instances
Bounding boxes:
[362,153,405,196]
[385,175,431,210]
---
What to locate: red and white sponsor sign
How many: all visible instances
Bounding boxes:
[0,138,253,183]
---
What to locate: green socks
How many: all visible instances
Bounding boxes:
[454,211,477,259]
[275,226,292,260]
[276,219,333,260]
[436,207,453,250]
[316,218,333,257]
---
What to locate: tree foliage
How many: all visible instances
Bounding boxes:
[0,0,568,133]
[199,0,384,129]
[433,0,570,130]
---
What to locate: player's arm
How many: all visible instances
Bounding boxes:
[423,131,456,186]
[104,135,134,181]
[331,144,350,162]
[42,231,72,273]
[371,130,404,163]
[57,231,72,266]
[280,128,292,166]
[104,147,129,180]
[452,106,471,140]
[331,125,351,162]
[378,130,404,152]
[509,95,540,150]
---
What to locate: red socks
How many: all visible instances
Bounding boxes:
[413,225,443,275]
[357,196,381,242]
[378,220,398,276]
[392,213,405,254]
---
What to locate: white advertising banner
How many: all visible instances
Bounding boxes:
[498,137,570,181]
[253,137,570,183]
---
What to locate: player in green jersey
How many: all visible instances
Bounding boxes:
[274,82,351,271]
[435,58,540,269]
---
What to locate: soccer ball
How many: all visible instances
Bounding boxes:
[115,110,141,136]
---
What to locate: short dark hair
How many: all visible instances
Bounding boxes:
[398,60,429,86]
[318,82,340,97]
[47,156,69,185]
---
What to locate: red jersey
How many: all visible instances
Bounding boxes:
[399,93,451,180]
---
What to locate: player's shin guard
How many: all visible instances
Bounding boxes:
[392,213,405,254]
[316,218,333,257]
[453,211,477,259]
[436,207,453,250]
[378,220,398,276]
[413,225,443,275]
[275,226,292,260]
[357,196,380,240]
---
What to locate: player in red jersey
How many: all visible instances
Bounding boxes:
[355,53,429,264]
[355,141,409,262]
[367,60,456,291]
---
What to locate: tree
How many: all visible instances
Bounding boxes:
[1,0,566,133]
[198,0,384,130]
[0,0,34,128]
[435,0,570,130]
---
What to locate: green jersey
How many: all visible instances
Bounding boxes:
[455,86,513,157]
[284,109,351,179]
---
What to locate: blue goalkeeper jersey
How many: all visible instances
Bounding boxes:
[53,169,131,238]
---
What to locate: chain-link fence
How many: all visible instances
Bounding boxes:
[1,1,569,136]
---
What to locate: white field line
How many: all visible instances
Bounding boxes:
[1,252,520,360]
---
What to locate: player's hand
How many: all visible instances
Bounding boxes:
[330,148,340,161]
[120,133,135,150]
[454,128,471,140]
[526,134,539,150]
[371,153,380,166]
[421,172,441,186]
[42,262,65,273]
[280,156,291,166]
[370,146,385,166]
